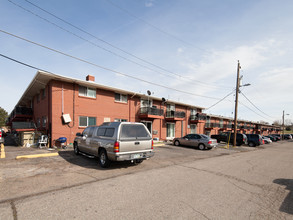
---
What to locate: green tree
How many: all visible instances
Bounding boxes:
[0,107,8,127]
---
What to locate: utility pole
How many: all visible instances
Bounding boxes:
[233,61,241,147]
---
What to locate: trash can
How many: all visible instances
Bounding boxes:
[58,137,67,149]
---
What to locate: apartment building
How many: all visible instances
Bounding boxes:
[7,71,280,147]
[7,71,206,146]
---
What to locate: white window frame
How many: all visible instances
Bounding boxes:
[79,116,96,127]
[115,93,128,103]
[79,85,96,98]
[114,119,127,122]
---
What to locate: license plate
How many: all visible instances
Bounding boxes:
[131,154,142,159]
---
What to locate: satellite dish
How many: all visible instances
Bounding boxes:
[162,97,166,102]
[147,90,151,96]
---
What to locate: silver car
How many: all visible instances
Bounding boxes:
[173,134,218,150]
[74,122,154,168]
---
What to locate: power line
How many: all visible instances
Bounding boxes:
[0,30,222,100]
[238,100,272,121]
[205,90,235,110]
[240,91,277,119]
[106,0,207,52]
[0,53,48,72]
[12,0,232,90]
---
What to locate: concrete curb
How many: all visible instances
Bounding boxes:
[16,152,59,159]
[0,143,5,158]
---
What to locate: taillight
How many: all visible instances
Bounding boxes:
[151,140,154,149]
[114,141,119,152]
[208,140,212,144]
[0,131,2,138]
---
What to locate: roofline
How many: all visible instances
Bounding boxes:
[12,71,205,114]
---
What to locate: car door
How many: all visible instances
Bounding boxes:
[80,127,95,154]
[192,134,202,147]
[181,134,192,146]
[78,127,90,152]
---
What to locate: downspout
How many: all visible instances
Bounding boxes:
[62,83,64,115]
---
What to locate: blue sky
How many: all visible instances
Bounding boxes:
[0,0,292,124]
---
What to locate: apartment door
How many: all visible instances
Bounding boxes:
[167,123,175,139]
[190,124,197,134]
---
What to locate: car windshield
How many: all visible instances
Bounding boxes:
[200,134,209,139]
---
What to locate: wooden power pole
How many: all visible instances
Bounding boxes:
[233,61,241,147]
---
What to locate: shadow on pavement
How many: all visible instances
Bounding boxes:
[58,150,140,170]
[273,178,293,215]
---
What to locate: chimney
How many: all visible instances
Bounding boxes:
[86,75,95,82]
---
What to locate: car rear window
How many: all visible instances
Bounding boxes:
[120,124,151,140]
[97,128,115,137]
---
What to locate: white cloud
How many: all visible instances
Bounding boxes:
[145,0,155,7]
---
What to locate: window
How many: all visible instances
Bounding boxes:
[120,124,151,140]
[97,128,115,137]
[141,99,152,107]
[42,89,46,99]
[36,118,41,128]
[42,116,47,128]
[115,93,127,103]
[79,116,96,127]
[190,109,197,115]
[79,86,96,98]
[37,94,40,103]
[114,119,127,122]
[167,123,175,138]
[220,119,223,128]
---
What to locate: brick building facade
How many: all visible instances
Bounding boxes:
[7,71,280,147]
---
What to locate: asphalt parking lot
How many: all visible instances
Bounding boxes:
[0,139,289,203]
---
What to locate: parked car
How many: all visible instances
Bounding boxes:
[74,122,154,168]
[271,134,281,141]
[282,134,292,140]
[265,135,277,142]
[246,134,264,147]
[211,132,247,146]
[0,129,5,144]
[262,136,272,144]
[173,134,217,150]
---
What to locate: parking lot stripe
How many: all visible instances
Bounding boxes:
[0,143,5,158]
[16,152,59,159]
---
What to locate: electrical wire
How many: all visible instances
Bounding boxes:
[0,53,49,72]
[205,90,235,110]
[238,100,272,121]
[11,0,232,90]
[106,0,206,52]
[240,91,277,119]
[0,30,220,101]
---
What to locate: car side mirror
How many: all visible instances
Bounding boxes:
[82,134,88,140]
[76,132,82,137]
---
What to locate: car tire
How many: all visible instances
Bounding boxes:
[248,142,255,147]
[74,142,80,155]
[198,144,205,150]
[98,149,111,168]
[174,140,180,146]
